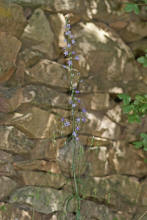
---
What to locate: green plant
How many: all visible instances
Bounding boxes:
[124,0,147,15]
[133,133,147,151]
[137,49,147,67]
[118,93,147,163]
[117,94,147,123]
[54,16,88,220]
[0,204,7,211]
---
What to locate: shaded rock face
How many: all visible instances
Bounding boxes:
[0,0,147,220]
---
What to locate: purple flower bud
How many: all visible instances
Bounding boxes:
[64,121,70,127]
[76,118,80,122]
[76,127,80,131]
[70,34,74,38]
[66,24,70,28]
[65,31,71,35]
[72,39,75,44]
[68,60,72,66]
[72,103,76,108]
[82,117,86,122]
[67,43,71,48]
[73,131,77,137]
[76,137,79,141]
[75,56,79,60]
[63,65,67,69]
[75,90,80,94]
[64,51,68,56]
[82,108,86,113]
[72,51,76,55]
[78,99,80,103]
[61,117,64,122]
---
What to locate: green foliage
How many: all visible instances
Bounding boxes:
[0,204,7,211]
[118,93,147,163]
[124,3,140,14]
[133,133,147,151]
[118,94,147,123]
[137,49,147,67]
[124,0,147,15]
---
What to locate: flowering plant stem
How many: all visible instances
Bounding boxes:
[60,16,88,219]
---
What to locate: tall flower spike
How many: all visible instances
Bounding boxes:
[61,16,87,142]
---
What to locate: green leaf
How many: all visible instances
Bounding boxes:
[134,4,140,15]
[0,205,7,211]
[144,158,147,163]
[118,94,131,105]
[139,104,147,113]
[135,95,145,102]
[125,3,135,12]
[124,3,140,15]
[133,141,143,149]
[137,56,145,64]
[134,100,139,105]
[143,59,147,67]
[128,114,141,123]
[143,146,147,151]
[140,133,147,139]
[122,104,134,113]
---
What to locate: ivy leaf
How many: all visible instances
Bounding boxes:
[125,3,135,12]
[133,4,140,15]
[137,56,145,64]
[139,104,147,114]
[118,94,131,105]
[140,133,147,139]
[122,104,134,113]
[135,95,145,102]
[125,3,140,15]
[143,59,147,67]
[128,114,141,123]
[133,141,143,149]
[137,56,147,67]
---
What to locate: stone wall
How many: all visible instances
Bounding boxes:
[0,0,147,219]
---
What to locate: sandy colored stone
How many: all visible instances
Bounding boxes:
[0,32,21,83]
[57,138,87,177]
[0,126,34,154]
[25,59,70,89]
[29,138,67,160]
[0,87,23,113]
[79,110,121,140]
[77,93,110,111]
[22,85,69,110]
[18,170,66,189]
[21,8,59,59]
[0,176,17,200]
[11,106,72,139]
[9,186,75,214]
[0,2,26,38]
[109,141,147,178]
[80,201,132,220]
[13,160,61,174]
[72,21,142,94]
[70,175,140,213]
